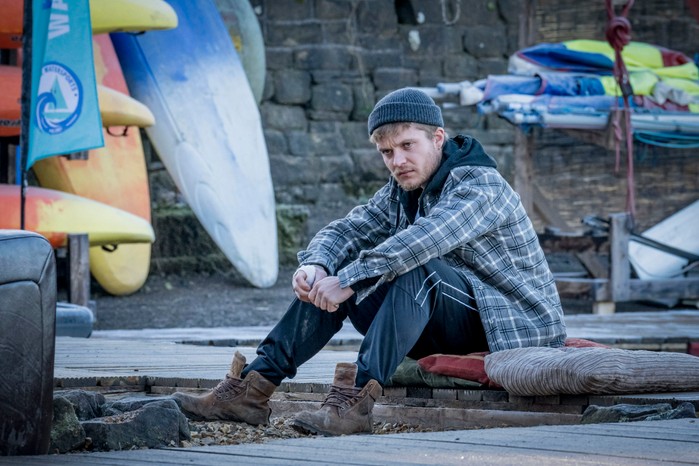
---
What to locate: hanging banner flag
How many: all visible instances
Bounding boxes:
[27,0,103,169]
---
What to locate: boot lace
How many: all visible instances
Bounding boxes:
[213,375,244,401]
[323,385,362,409]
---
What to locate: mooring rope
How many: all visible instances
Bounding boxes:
[605,0,637,219]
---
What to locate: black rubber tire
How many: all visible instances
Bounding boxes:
[0,231,56,456]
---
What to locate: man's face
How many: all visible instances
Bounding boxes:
[376,125,445,191]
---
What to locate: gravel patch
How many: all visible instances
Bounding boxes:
[181,416,437,447]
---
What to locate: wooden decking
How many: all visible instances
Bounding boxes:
[24,310,699,464]
[56,310,699,389]
[90,309,699,352]
[52,331,699,431]
[3,419,698,465]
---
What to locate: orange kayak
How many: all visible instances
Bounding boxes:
[0,66,21,137]
[0,184,154,249]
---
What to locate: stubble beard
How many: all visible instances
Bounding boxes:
[398,179,422,192]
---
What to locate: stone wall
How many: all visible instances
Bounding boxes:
[253,0,518,235]
[150,0,699,275]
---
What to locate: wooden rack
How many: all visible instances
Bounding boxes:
[552,212,699,314]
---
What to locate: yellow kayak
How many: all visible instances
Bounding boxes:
[0,0,178,48]
[91,0,178,35]
[98,85,155,128]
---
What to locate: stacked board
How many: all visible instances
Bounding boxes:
[33,35,154,296]
[112,0,278,288]
[3,0,277,292]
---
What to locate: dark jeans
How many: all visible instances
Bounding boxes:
[242,258,488,387]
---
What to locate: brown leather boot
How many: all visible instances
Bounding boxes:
[291,362,382,436]
[172,351,276,425]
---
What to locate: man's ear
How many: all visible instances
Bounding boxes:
[434,127,446,149]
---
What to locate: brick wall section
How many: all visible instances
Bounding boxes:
[150,0,699,269]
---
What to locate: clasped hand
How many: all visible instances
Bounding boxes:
[291,266,354,312]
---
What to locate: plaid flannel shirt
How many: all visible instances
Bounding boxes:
[298,165,566,352]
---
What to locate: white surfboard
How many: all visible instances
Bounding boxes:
[629,200,699,281]
[112,0,278,288]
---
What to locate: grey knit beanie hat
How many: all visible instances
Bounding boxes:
[367,88,443,135]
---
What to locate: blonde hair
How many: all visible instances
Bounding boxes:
[369,122,440,144]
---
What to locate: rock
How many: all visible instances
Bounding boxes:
[273,69,312,105]
[81,399,190,451]
[646,402,697,421]
[462,25,507,58]
[260,103,308,131]
[102,395,177,417]
[50,396,86,453]
[582,402,697,424]
[56,390,105,420]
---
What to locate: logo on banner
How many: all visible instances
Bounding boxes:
[35,61,83,134]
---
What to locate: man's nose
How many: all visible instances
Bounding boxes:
[393,150,407,165]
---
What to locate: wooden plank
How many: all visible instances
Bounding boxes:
[538,232,609,254]
[53,338,358,384]
[374,405,580,430]
[564,310,699,345]
[54,310,699,387]
[557,276,699,307]
[555,277,609,300]
[189,437,667,466]
[88,309,699,349]
[92,324,363,347]
[518,0,537,47]
[388,419,699,462]
[533,184,574,232]
[627,278,699,301]
[4,418,697,465]
[609,213,631,303]
[514,129,535,217]
[536,422,699,442]
[95,449,319,465]
[67,233,90,307]
[576,251,609,279]
[514,0,535,222]
[9,449,313,465]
